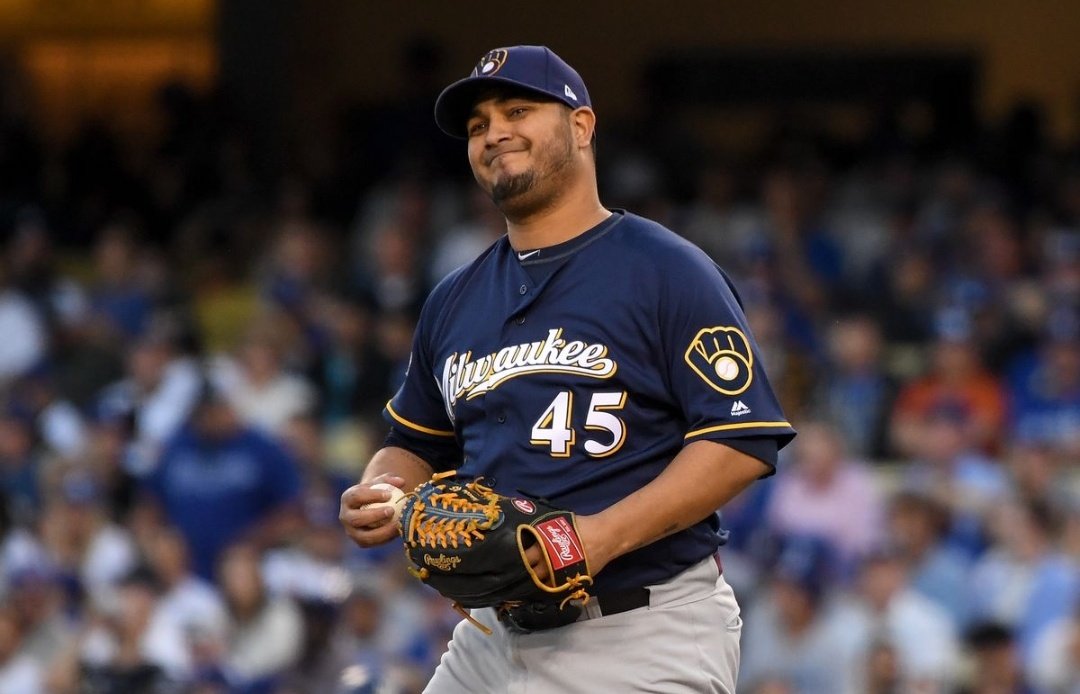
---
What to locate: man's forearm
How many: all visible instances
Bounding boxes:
[583,439,769,571]
[361,445,436,491]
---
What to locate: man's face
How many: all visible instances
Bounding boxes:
[465,93,577,218]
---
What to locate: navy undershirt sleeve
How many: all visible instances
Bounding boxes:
[382,426,463,474]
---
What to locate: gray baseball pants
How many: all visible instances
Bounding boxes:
[423,555,742,693]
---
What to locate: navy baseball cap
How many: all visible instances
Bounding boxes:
[434,45,591,138]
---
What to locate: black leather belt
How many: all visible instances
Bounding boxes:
[500,586,651,632]
[592,585,651,617]
[594,553,721,617]
[501,555,722,632]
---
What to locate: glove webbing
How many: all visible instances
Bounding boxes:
[404,472,504,634]
[404,474,501,552]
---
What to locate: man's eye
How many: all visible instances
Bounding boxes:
[468,122,487,136]
[509,107,528,117]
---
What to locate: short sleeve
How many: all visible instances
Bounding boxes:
[659,253,795,450]
[382,298,457,441]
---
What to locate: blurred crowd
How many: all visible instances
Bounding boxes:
[0,41,1078,693]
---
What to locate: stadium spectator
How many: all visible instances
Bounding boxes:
[739,535,860,694]
[37,470,139,610]
[0,409,44,528]
[306,297,390,425]
[84,222,157,341]
[957,622,1034,694]
[217,541,304,692]
[53,568,182,693]
[898,404,1011,559]
[8,368,87,461]
[0,271,48,389]
[890,307,1009,458]
[969,498,1080,669]
[0,604,44,694]
[884,490,973,627]
[1003,441,1073,514]
[208,320,317,436]
[427,186,506,284]
[1006,306,1080,456]
[816,313,897,458]
[139,387,304,580]
[1029,605,1080,693]
[95,318,203,476]
[4,566,74,680]
[142,525,229,679]
[765,420,885,573]
[353,218,429,320]
[837,548,961,691]
[276,598,354,694]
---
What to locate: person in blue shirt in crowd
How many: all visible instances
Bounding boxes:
[140,384,304,580]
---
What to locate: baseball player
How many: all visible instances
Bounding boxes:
[340,45,795,693]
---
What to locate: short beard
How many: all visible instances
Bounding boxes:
[486,130,575,220]
[491,170,537,205]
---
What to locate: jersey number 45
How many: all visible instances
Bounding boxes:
[530,391,627,459]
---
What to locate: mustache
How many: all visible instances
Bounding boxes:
[485,146,526,166]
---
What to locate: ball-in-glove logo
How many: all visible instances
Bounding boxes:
[473,49,508,76]
[684,326,754,395]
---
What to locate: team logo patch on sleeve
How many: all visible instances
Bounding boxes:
[684,326,754,395]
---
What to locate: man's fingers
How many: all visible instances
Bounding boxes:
[341,475,406,506]
[525,544,550,582]
[341,505,402,546]
[342,504,394,529]
[339,476,408,548]
[344,519,401,548]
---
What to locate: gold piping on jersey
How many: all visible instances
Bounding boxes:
[684,421,793,439]
[386,401,456,437]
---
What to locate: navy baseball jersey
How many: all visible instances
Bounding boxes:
[385,211,795,591]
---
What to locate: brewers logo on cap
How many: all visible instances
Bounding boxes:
[473,49,508,77]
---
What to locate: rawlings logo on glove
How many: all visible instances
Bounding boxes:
[400,471,593,634]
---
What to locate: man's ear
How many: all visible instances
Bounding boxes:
[569,107,597,150]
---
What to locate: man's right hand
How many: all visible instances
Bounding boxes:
[339,474,407,548]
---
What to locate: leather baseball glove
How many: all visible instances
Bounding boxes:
[399,471,594,634]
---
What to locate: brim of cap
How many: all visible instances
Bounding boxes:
[434,75,572,138]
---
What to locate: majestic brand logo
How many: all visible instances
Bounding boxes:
[536,517,585,570]
[439,328,616,419]
[424,554,462,571]
[730,400,752,417]
[474,49,508,76]
[512,498,536,514]
[684,326,754,396]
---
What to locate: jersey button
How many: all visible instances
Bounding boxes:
[516,315,525,325]
[496,413,506,423]
[518,284,527,295]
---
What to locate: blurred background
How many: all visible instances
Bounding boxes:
[0,1,1078,692]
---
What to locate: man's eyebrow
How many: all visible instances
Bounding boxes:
[467,95,541,120]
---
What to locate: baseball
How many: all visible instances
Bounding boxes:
[714,355,739,381]
[364,483,408,524]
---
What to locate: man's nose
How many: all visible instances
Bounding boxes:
[484,115,513,145]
